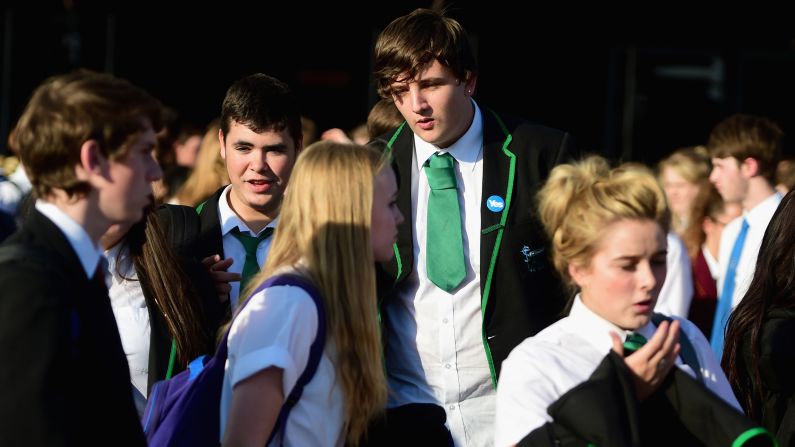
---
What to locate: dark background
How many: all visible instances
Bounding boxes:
[3,2,794,165]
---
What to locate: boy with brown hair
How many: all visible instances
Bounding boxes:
[373,8,577,446]
[0,69,163,446]
[707,113,783,359]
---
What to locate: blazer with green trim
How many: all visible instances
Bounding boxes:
[376,109,578,382]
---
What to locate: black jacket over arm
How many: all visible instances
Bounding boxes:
[519,352,776,447]
[0,210,145,447]
[377,109,578,384]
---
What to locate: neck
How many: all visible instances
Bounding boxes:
[705,233,720,260]
[44,191,108,246]
[742,177,777,212]
[437,100,475,149]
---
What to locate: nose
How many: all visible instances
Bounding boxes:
[638,260,661,292]
[394,207,405,226]
[249,150,271,173]
[148,154,163,182]
[409,87,427,114]
[708,168,719,184]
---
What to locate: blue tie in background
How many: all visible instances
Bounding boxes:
[710,218,749,359]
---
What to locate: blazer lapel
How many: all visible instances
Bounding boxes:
[197,186,226,260]
[386,125,415,283]
[479,110,513,292]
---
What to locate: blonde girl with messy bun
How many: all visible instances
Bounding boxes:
[493,156,763,447]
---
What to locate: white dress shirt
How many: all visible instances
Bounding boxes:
[220,267,345,446]
[35,200,102,278]
[717,192,782,308]
[702,245,720,279]
[105,243,151,405]
[654,232,694,318]
[217,185,277,309]
[494,296,741,447]
[385,101,494,447]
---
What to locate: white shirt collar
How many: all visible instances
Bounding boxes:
[218,185,279,237]
[568,294,656,355]
[414,99,483,172]
[35,200,103,278]
[744,191,783,229]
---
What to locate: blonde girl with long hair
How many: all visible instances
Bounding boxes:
[219,141,404,446]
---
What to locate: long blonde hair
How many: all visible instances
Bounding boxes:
[172,119,228,206]
[538,156,670,291]
[241,140,387,445]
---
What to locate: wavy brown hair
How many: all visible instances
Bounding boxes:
[374,8,477,99]
[119,207,212,365]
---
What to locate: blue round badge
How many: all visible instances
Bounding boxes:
[486,195,505,212]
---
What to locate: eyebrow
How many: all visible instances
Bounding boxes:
[231,140,288,151]
[613,250,668,261]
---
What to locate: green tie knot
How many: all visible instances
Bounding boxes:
[426,153,458,190]
[623,332,648,354]
[230,226,274,300]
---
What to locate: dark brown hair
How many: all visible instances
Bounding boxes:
[220,73,301,145]
[119,208,212,365]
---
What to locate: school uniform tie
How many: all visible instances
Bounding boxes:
[230,227,274,297]
[710,218,749,360]
[424,152,466,293]
[623,332,648,356]
[92,256,110,291]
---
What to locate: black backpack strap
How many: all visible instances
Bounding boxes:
[257,274,327,446]
[651,313,703,384]
[155,204,201,258]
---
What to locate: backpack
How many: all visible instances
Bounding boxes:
[142,274,327,447]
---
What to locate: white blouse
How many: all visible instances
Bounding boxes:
[106,243,151,412]
[220,276,344,446]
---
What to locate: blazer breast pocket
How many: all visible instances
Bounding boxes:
[503,219,552,278]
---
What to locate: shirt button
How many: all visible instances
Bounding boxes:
[449,405,456,411]
[445,363,451,369]
[442,318,449,324]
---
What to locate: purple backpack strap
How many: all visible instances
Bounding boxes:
[257,274,326,446]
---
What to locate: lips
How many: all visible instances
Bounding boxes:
[246,179,274,193]
[633,299,653,313]
[417,118,434,130]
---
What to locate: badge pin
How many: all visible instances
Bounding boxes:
[486,195,505,212]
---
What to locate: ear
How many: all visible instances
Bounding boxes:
[464,71,478,96]
[568,262,588,289]
[78,140,105,179]
[218,128,226,160]
[740,157,760,178]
